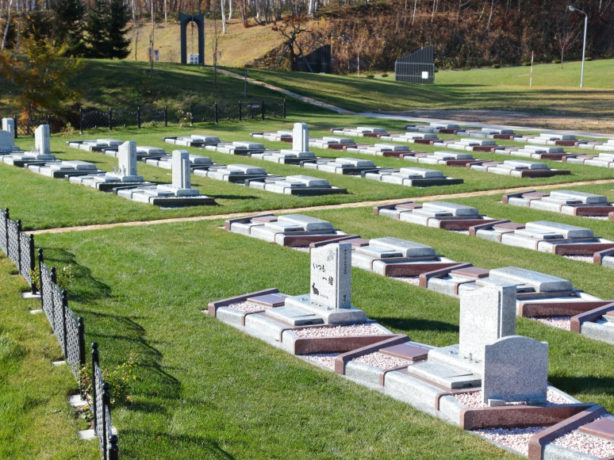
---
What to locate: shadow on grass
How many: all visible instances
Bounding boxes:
[549,375,614,398]
[375,316,458,334]
[121,429,235,459]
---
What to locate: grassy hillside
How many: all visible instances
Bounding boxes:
[127,19,284,67]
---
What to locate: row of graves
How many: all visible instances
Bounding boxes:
[0,123,215,207]
[503,190,614,219]
[209,235,614,458]
[374,200,614,269]
[225,213,614,346]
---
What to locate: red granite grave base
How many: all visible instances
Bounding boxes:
[570,303,614,333]
[439,219,500,231]
[493,134,516,140]
[309,236,367,249]
[444,159,482,167]
[461,404,595,430]
[207,288,281,316]
[574,206,614,217]
[418,263,474,288]
[539,153,569,160]
[333,335,410,374]
[382,151,410,158]
[519,169,571,178]
[578,417,614,441]
[224,213,275,230]
[468,220,514,236]
[439,129,458,134]
[518,300,614,318]
[527,405,607,460]
[594,247,614,264]
[554,140,578,147]
[292,334,394,355]
[473,146,496,152]
[415,139,435,145]
[363,133,382,138]
[281,233,350,247]
[384,262,464,277]
[554,243,614,256]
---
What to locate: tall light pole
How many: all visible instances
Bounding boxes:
[568,4,588,88]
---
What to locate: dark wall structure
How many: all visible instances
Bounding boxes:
[395,46,435,83]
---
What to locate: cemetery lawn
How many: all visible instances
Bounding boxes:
[28,202,614,458]
[30,220,519,459]
[240,59,614,121]
[0,256,99,459]
[4,120,614,230]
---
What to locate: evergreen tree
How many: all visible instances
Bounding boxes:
[85,0,130,59]
[107,0,131,59]
[51,0,86,56]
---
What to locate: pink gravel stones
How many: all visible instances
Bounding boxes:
[553,427,614,457]
[293,324,385,338]
[354,351,411,370]
[535,316,571,331]
[226,301,268,313]
[455,389,574,409]
[474,426,544,456]
[303,353,339,370]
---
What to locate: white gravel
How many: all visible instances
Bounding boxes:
[302,353,339,370]
[455,388,573,409]
[354,351,410,370]
[395,277,421,286]
[474,426,544,456]
[552,424,614,457]
[565,255,594,264]
[294,324,386,338]
[227,301,268,313]
[534,316,572,331]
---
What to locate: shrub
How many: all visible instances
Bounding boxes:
[80,351,138,408]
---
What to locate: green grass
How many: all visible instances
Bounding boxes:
[240,59,614,121]
[2,120,613,230]
[0,255,99,459]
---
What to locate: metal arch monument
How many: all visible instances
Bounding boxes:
[179,13,205,65]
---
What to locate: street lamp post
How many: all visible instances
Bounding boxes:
[568,4,588,88]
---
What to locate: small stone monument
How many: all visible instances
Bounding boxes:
[458,283,516,362]
[269,243,366,325]
[2,118,15,142]
[172,149,191,190]
[310,243,352,309]
[34,124,51,155]
[292,122,309,153]
[114,141,141,180]
[482,335,548,405]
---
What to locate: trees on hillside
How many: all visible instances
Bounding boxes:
[84,0,131,58]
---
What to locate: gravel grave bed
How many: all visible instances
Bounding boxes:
[565,255,595,264]
[553,422,614,457]
[534,316,571,331]
[293,324,386,338]
[227,301,268,313]
[455,388,574,409]
[395,277,421,286]
[302,353,339,370]
[474,426,544,456]
[353,351,411,370]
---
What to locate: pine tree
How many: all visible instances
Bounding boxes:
[51,0,86,56]
[84,0,111,58]
[107,0,131,59]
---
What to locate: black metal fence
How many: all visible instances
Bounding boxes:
[0,207,118,459]
[7,98,287,136]
[92,343,119,460]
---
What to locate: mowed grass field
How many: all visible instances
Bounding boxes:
[2,57,614,458]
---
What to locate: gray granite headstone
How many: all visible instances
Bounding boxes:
[2,118,15,142]
[35,124,51,155]
[292,122,309,152]
[459,284,516,362]
[0,131,13,153]
[482,335,548,404]
[310,243,351,309]
[117,141,138,176]
[172,150,191,189]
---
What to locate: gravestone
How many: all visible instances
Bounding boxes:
[117,141,138,177]
[172,150,191,189]
[2,118,15,142]
[458,284,516,362]
[0,131,13,153]
[310,243,351,308]
[34,124,51,155]
[482,335,548,404]
[292,123,309,153]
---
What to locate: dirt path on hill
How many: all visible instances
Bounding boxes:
[30,178,614,235]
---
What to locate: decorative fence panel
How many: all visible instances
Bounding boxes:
[19,232,34,285]
[0,209,7,255]
[40,264,56,328]
[7,219,20,267]
[92,343,119,459]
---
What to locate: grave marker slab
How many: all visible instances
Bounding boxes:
[310,243,352,309]
[34,124,51,155]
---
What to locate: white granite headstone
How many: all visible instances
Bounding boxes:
[172,150,191,189]
[482,335,548,404]
[2,118,15,142]
[292,122,309,153]
[118,141,138,176]
[458,284,516,362]
[34,124,51,155]
[310,243,351,309]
